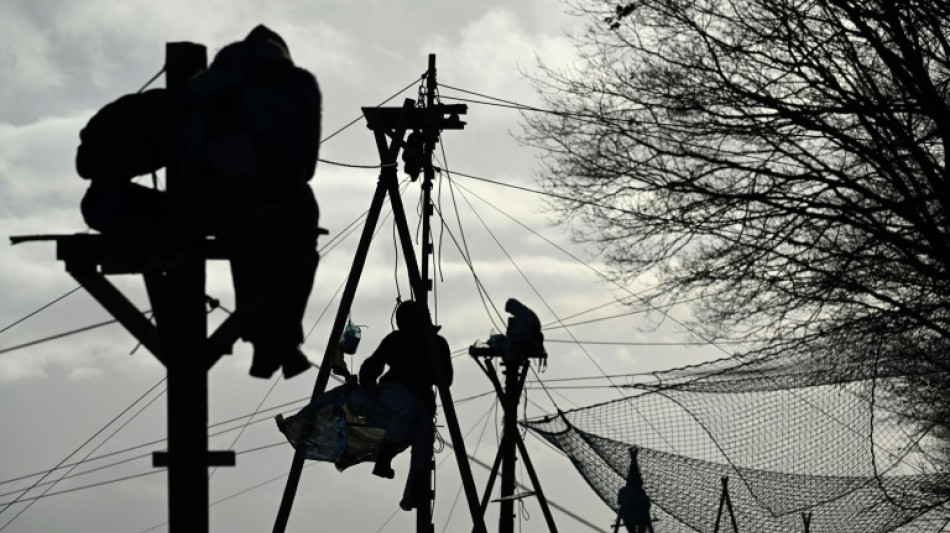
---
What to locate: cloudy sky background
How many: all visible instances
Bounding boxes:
[0,1,724,531]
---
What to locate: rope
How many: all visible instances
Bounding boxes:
[136,66,166,94]
[318,158,398,169]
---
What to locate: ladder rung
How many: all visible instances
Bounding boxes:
[491,491,536,503]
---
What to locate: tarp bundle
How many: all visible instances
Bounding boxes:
[277,383,402,470]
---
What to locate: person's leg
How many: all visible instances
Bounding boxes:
[231,227,318,379]
[400,405,434,510]
[408,412,434,472]
[81,182,166,235]
[230,247,284,378]
[277,244,318,378]
[372,384,421,478]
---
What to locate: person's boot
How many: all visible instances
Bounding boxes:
[399,469,430,511]
[372,440,400,479]
[249,345,281,379]
[281,348,313,379]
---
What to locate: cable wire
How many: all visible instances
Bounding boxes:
[0,378,167,530]
[0,318,127,356]
[0,287,82,337]
[137,66,166,94]
[319,76,423,145]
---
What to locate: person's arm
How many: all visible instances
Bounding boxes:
[295,69,321,182]
[437,335,453,387]
[358,333,393,387]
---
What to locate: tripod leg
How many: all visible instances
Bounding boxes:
[385,176,489,533]
[479,361,559,533]
[272,179,389,533]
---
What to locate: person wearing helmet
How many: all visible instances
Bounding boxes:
[358,300,453,510]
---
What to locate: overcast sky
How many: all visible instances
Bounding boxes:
[0,1,723,531]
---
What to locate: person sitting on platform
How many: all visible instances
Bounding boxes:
[76,88,169,236]
[183,24,323,380]
[502,298,544,362]
[357,300,453,511]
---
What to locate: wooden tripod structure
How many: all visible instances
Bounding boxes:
[470,354,560,533]
[271,55,490,533]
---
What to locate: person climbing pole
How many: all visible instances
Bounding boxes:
[358,300,453,510]
[183,24,324,380]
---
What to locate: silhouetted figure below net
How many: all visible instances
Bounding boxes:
[76,24,325,380]
[615,448,655,533]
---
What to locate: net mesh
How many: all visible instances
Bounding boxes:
[523,349,950,532]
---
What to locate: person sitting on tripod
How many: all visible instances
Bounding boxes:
[184,24,323,380]
[358,300,453,510]
[478,298,546,364]
[502,298,544,362]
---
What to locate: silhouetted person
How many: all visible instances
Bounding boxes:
[184,25,322,379]
[358,300,453,510]
[503,298,544,361]
[76,89,168,235]
[616,448,654,533]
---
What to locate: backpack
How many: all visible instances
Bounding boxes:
[75,89,168,184]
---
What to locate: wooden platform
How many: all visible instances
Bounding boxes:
[11,233,232,275]
[10,232,245,365]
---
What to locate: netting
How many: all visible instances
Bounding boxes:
[523,348,950,532]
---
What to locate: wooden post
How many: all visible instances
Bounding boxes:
[272,56,477,530]
[416,52,438,533]
[498,360,520,533]
[150,41,220,533]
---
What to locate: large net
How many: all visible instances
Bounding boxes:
[523,347,950,532]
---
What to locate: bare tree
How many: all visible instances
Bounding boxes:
[524,0,950,482]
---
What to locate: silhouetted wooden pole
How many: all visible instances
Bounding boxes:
[154,42,215,533]
[417,51,438,533]
[499,359,521,533]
